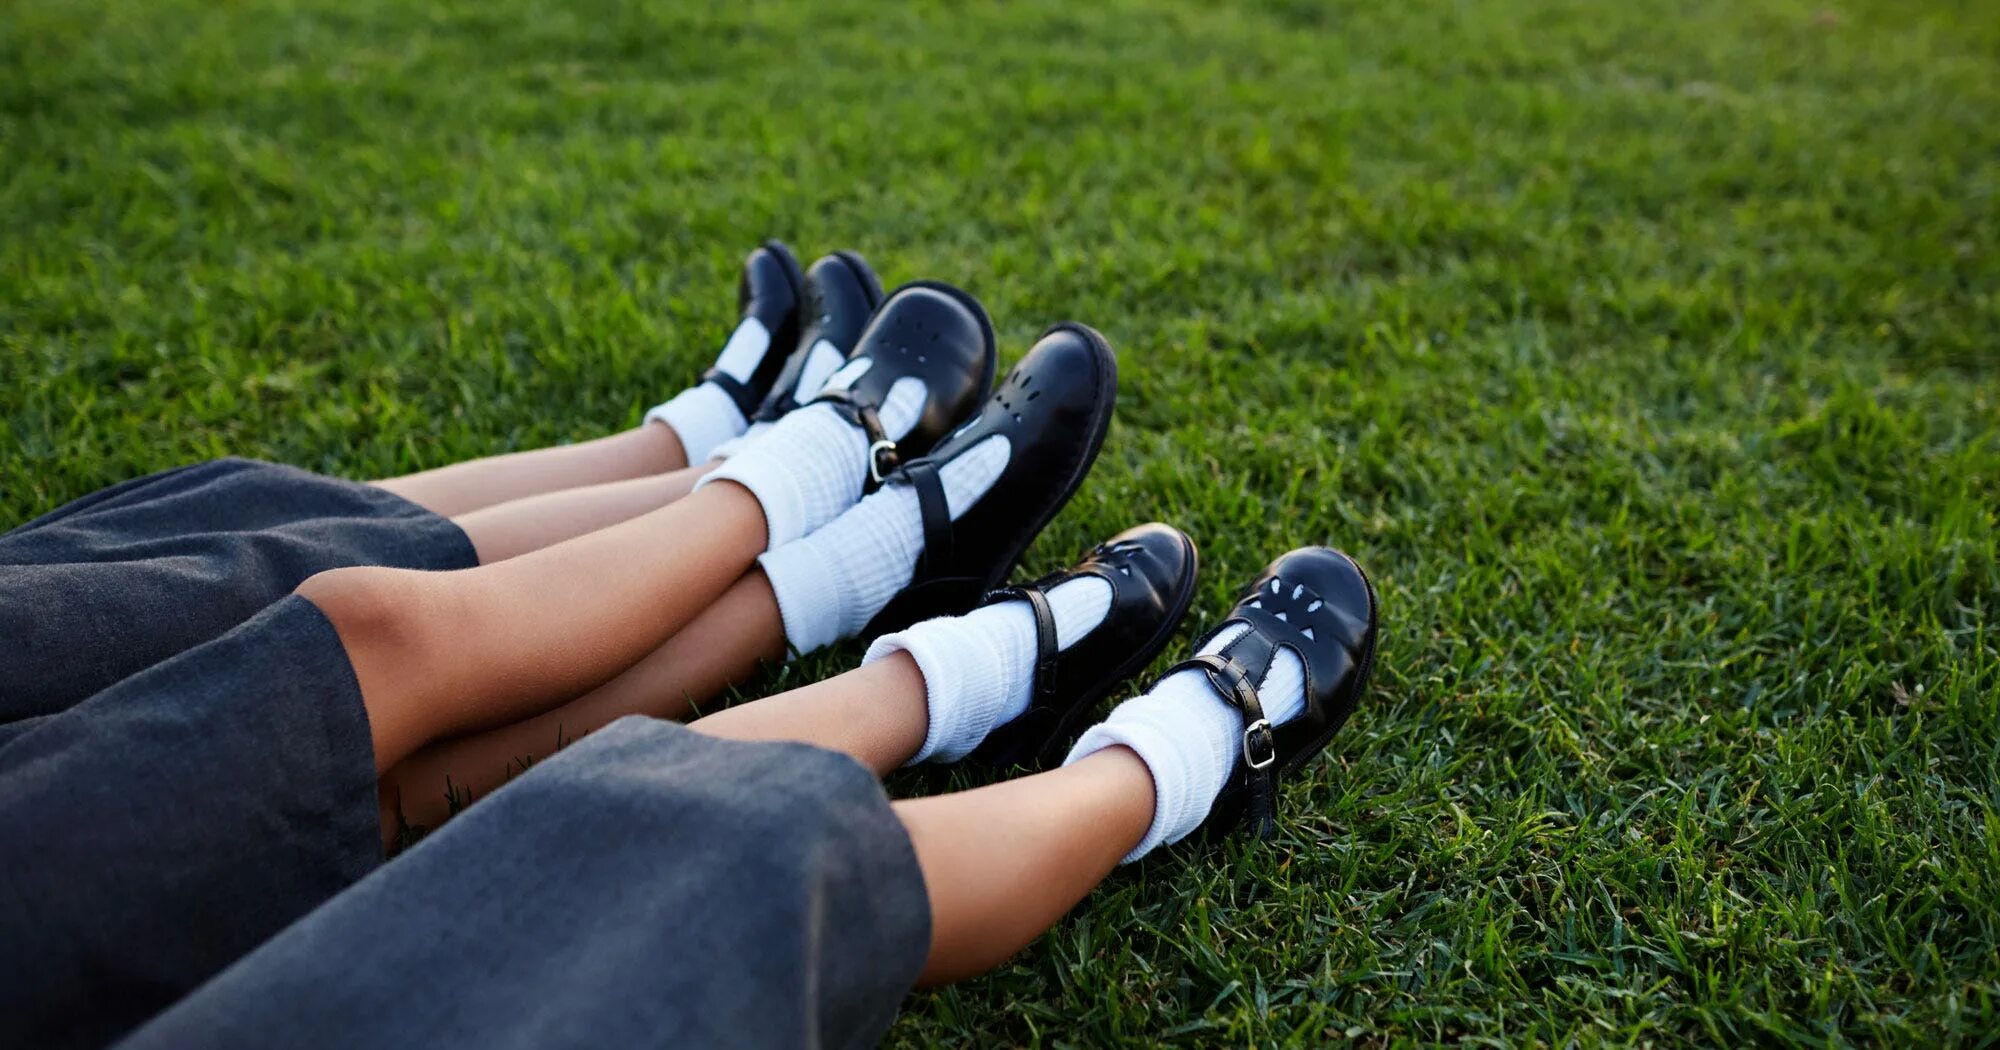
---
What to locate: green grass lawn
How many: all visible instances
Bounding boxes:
[4,0,1997,1043]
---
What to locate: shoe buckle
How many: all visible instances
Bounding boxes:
[866,439,899,485]
[1242,718,1277,770]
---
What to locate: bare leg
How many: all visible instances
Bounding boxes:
[895,748,1153,985]
[385,584,1162,985]
[451,461,717,563]
[687,649,931,775]
[298,481,768,773]
[692,659,1155,985]
[381,570,789,831]
[373,424,688,517]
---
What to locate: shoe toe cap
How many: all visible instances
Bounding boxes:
[1095,522,1197,604]
[855,283,997,392]
[1260,546,1376,652]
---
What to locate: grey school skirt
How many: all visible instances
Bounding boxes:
[0,457,478,722]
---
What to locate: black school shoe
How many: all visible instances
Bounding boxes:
[746,250,886,424]
[864,322,1121,635]
[1182,547,1380,839]
[970,523,1201,769]
[809,280,999,480]
[699,240,808,420]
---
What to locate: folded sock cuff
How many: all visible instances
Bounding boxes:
[1063,668,1246,864]
[698,405,865,548]
[645,383,746,465]
[1066,720,1187,863]
[864,613,1020,766]
[759,538,845,657]
[710,420,775,462]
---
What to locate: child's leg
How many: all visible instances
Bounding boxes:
[376,289,997,813]
[690,653,1152,984]
[312,346,931,772]
[107,642,1146,1050]
[377,551,1096,833]
[383,521,1177,830]
[368,242,816,518]
[301,481,769,771]
[687,650,928,774]
[384,477,938,811]
[448,460,717,563]
[379,569,787,833]
[685,550,1357,987]
[378,422,1001,816]
[371,423,690,518]
[893,749,1152,984]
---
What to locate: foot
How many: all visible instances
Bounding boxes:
[858,523,1198,766]
[969,523,1200,769]
[711,250,886,459]
[1064,547,1379,860]
[756,323,1119,654]
[866,322,1121,633]
[809,280,1000,483]
[752,250,886,425]
[643,240,806,462]
[698,281,997,548]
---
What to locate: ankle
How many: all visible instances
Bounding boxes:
[1064,636,1307,863]
[864,575,1114,765]
[644,384,747,465]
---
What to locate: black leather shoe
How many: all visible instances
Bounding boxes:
[864,322,1120,635]
[809,280,998,483]
[702,240,807,419]
[970,523,1200,769]
[747,250,886,424]
[1180,547,1380,839]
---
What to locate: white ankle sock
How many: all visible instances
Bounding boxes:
[758,435,1011,654]
[643,317,771,463]
[708,337,850,461]
[696,357,925,548]
[1064,624,1307,862]
[863,574,1114,764]
[709,420,770,463]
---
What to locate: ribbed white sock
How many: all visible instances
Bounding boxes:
[709,337,849,461]
[697,357,925,548]
[759,435,1011,654]
[643,317,770,463]
[863,575,1115,764]
[1064,624,1307,862]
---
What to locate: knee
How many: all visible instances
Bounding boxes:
[296,566,433,660]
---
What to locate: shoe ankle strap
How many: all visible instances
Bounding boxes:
[900,460,952,578]
[983,584,1059,711]
[816,390,900,491]
[701,368,760,419]
[1169,650,1278,838]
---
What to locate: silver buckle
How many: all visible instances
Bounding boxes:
[1242,718,1276,770]
[866,439,898,485]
